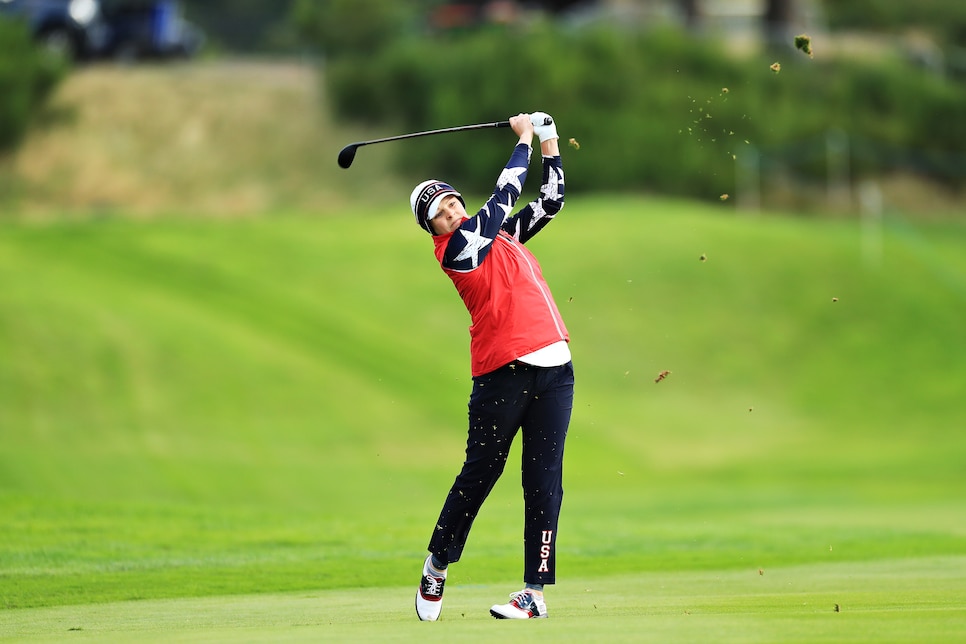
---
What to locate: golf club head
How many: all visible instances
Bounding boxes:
[337,144,358,169]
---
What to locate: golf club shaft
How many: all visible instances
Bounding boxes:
[354,120,511,147]
[338,117,552,168]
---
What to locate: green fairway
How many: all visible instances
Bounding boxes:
[1,196,964,640]
[5,559,965,642]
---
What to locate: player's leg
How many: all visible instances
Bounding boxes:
[520,361,573,586]
[428,363,532,563]
[418,362,532,620]
[490,361,573,620]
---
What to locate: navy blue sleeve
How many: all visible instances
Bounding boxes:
[502,155,565,244]
[441,143,532,272]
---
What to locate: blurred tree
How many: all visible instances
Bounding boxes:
[0,20,66,154]
[181,0,299,52]
[291,0,427,58]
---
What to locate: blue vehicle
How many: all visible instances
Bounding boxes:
[0,0,202,60]
[101,0,204,60]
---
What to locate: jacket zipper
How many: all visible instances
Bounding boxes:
[498,235,566,339]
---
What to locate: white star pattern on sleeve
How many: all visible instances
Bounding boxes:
[453,227,493,268]
[495,166,526,194]
[527,200,549,231]
[542,166,564,200]
[495,197,513,223]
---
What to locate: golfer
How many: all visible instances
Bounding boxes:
[411,112,573,620]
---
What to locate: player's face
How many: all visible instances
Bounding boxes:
[430,196,467,235]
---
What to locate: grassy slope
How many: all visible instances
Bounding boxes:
[1,199,964,619]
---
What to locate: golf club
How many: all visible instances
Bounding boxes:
[337,117,553,169]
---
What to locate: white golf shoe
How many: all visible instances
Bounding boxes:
[415,555,446,621]
[489,589,548,619]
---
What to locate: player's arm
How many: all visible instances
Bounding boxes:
[441,115,534,271]
[503,112,564,244]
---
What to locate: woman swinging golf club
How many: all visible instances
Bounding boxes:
[411,112,574,621]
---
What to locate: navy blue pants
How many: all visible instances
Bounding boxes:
[428,360,574,585]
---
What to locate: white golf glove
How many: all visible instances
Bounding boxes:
[530,111,558,142]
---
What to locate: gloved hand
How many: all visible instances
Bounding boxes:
[530,111,558,143]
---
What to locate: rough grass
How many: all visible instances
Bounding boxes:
[2,60,404,217]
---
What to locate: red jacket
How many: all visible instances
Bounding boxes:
[435,229,569,376]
